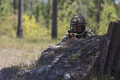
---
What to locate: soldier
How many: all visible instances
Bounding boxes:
[61,14,93,43]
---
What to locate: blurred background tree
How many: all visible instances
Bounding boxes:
[52,0,57,39]
[0,0,120,39]
[17,0,23,38]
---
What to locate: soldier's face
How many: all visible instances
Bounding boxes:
[73,25,83,33]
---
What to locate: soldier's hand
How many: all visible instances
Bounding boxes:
[68,33,76,39]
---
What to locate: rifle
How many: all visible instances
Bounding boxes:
[67,29,85,39]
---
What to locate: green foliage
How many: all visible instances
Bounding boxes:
[0,0,13,21]
[0,0,15,37]
[98,3,117,35]
[0,14,17,37]
[0,0,120,38]
[57,0,78,38]
[23,14,51,38]
[92,75,115,80]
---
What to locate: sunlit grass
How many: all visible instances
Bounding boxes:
[0,14,64,69]
[0,36,61,69]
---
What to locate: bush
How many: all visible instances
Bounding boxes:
[23,14,50,38]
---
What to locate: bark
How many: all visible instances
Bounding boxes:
[13,0,17,14]
[97,0,101,26]
[17,0,23,38]
[99,21,120,79]
[52,0,57,39]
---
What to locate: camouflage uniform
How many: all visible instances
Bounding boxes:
[61,28,93,43]
[61,14,93,43]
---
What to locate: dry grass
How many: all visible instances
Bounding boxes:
[0,36,60,69]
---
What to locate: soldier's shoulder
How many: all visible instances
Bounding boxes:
[61,33,69,43]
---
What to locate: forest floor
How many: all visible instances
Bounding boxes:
[0,36,60,69]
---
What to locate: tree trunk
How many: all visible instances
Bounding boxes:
[52,0,57,39]
[35,5,39,22]
[100,21,120,79]
[28,0,31,16]
[97,0,101,26]
[13,0,17,14]
[17,0,23,38]
[46,0,50,28]
[0,0,2,16]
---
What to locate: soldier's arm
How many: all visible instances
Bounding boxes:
[86,28,94,37]
[61,33,69,43]
[61,33,76,43]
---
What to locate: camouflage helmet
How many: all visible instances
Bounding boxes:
[70,15,87,28]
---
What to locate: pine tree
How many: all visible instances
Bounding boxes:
[17,0,23,38]
[52,0,57,39]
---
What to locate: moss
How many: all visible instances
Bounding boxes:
[68,54,80,61]
[91,73,115,80]
[67,46,85,61]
